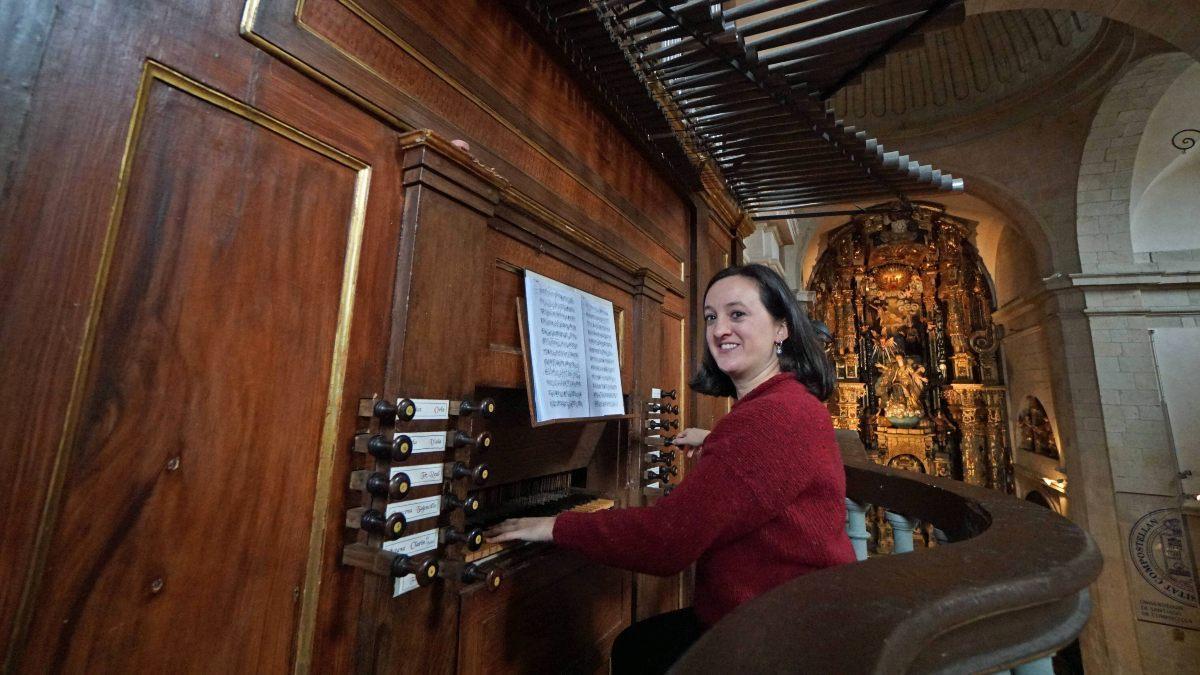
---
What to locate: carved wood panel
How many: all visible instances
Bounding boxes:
[13,61,390,672]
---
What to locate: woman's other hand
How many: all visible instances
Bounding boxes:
[673,428,710,458]
[485,516,557,543]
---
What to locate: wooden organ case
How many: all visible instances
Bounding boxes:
[0,1,748,671]
[338,133,693,674]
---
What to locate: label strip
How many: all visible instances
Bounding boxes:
[405,398,450,420]
[393,574,420,597]
[386,495,442,523]
[393,463,442,487]
[398,430,447,454]
[383,528,438,557]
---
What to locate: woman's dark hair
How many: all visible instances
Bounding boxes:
[689,264,836,401]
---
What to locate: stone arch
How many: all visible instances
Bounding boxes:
[1024,488,1064,515]
[1074,52,1196,270]
[949,172,1058,279]
[1025,490,1052,508]
[965,0,1200,60]
[1129,63,1200,254]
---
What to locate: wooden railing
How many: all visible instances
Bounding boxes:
[671,436,1102,674]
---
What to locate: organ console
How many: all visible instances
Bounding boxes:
[328,133,706,672]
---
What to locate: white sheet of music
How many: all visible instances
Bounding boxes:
[581,294,624,417]
[524,270,625,423]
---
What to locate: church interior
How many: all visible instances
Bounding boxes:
[2,1,1198,673]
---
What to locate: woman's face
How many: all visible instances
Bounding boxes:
[704,275,787,385]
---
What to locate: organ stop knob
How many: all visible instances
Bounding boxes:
[446,461,490,486]
[648,450,676,463]
[463,563,502,590]
[445,493,481,515]
[373,397,417,423]
[368,433,413,462]
[351,508,407,540]
[645,466,678,481]
[457,398,497,418]
[450,430,493,450]
[438,561,503,590]
[391,554,438,586]
[443,526,486,551]
[365,471,411,500]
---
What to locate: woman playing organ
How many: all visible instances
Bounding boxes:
[486,264,856,674]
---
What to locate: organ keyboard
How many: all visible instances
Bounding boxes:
[463,483,615,563]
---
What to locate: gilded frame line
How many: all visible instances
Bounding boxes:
[5,58,370,675]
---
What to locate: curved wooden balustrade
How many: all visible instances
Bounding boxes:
[671,440,1102,674]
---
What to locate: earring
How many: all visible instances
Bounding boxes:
[774,340,783,355]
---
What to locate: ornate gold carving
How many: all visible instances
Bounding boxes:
[1017,395,1059,461]
[808,202,1012,492]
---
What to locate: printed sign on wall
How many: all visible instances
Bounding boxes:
[1128,508,1200,630]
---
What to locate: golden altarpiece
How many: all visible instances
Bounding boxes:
[810,202,1014,493]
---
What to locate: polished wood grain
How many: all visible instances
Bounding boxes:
[457,550,630,675]
[0,1,408,669]
[1,1,743,671]
[14,67,383,672]
[332,0,689,259]
[251,0,689,281]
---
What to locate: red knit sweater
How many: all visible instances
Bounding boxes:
[553,372,856,626]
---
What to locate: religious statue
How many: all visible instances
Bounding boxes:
[875,350,927,426]
[1017,396,1058,460]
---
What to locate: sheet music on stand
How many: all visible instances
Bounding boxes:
[520,270,626,425]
